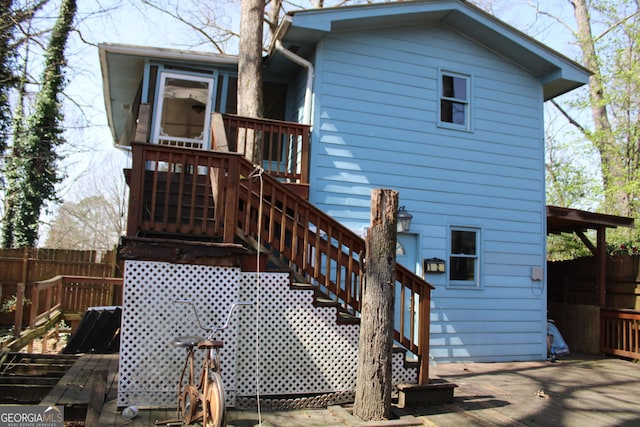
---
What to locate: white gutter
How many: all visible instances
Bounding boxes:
[274,40,314,127]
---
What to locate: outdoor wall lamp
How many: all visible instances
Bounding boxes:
[397,206,413,233]
[425,257,446,273]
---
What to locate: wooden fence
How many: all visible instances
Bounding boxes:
[1,248,120,326]
[0,247,119,283]
[12,275,124,336]
[601,308,640,359]
[548,254,640,309]
[549,255,640,359]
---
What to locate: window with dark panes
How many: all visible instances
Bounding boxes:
[440,72,469,128]
[449,227,479,287]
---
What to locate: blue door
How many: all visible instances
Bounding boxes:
[396,233,419,273]
[395,233,420,340]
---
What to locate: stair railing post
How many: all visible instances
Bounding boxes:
[56,276,65,311]
[127,143,145,237]
[418,287,431,384]
[29,283,39,329]
[223,157,240,243]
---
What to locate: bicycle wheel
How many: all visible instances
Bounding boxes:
[205,372,226,427]
[180,384,199,425]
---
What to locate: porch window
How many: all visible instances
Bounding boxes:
[448,226,480,288]
[439,71,470,130]
[153,72,214,150]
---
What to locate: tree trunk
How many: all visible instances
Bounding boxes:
[353,188,398,421]
[238,0,264,164]
[572,0,627,215]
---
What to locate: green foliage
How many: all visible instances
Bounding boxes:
[546,0,640,259]
[581,0,640,217]
[545,135,600,210]
[547,233,592,261]
[2,0,77,248]
[0,0,16,163]
[1,81,25,248]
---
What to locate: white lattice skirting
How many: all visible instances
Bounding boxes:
[118,260,416,408]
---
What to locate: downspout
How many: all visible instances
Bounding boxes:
[275,40,314,126]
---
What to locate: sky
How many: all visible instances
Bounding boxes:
[54,0,587,209]
[59,1,210,200]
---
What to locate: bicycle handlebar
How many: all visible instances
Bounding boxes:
[175,300,253,338]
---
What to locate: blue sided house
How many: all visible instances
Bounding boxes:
[100,0,590,408]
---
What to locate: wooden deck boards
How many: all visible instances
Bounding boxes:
[41,354,119,415]
[418,355,640,426]
[39,353,640,426]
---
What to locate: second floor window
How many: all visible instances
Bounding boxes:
[439,71,470,130]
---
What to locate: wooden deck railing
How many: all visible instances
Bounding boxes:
[12,275,123,336]
[125,142,433,383]
[601,308,640,359]
[219,114,310,184]
[127,115,311,238]
[233,155,434,383]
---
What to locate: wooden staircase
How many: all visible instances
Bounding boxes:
[222,154,434,383]
[0,352,79,404]
[124,114,434,383]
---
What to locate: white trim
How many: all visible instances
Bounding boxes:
[437,69,472,132]
[447,225,482,289]
[152,71,215,150]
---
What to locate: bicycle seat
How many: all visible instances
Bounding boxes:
[198,340,223,349]
[172,335,203,348]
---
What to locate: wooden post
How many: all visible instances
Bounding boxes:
[418,290,432,384]
[29,284,39,329]
[597,227,607,307]
[56,278,64,310]
[14,283,25,336]
[126,144,145,237]
[134,104,151,142]
[21,246,29,284]
[353,189,398,421]
[222,158,240,243]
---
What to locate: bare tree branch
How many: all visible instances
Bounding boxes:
[551,99,590,137]
[139,0,226,53]
[593,10,640,43]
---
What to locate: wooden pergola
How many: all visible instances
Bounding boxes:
[546,205,635,306]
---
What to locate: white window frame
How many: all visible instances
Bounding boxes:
[152,71,215,150]
[438,70,471,131]
[447,225,481,289]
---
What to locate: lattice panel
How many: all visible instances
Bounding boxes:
[392,352,418,385]
[118,261,242,408]
[118,261,417,408]
[236,273,360,397]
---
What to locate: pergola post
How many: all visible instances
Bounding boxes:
[596,227,607,307]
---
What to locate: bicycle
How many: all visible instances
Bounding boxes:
[156,300,252,427]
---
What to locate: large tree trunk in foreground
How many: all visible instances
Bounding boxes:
[238,0,264,164]
[353,188,398,421]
